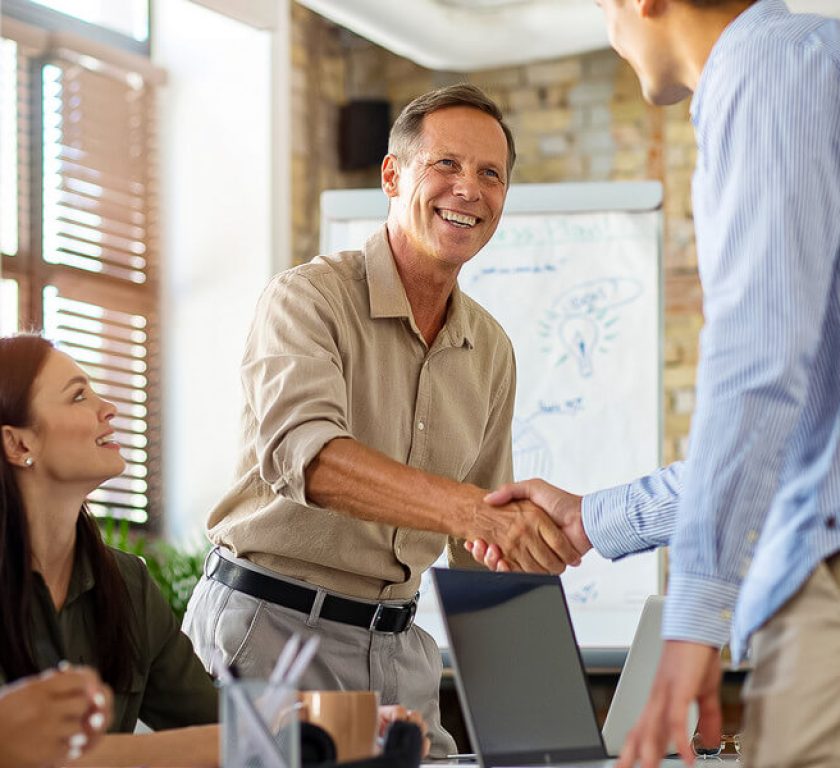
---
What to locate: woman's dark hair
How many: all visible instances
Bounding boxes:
[0,334,137,690]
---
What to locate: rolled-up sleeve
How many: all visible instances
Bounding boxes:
[241,273,354,505]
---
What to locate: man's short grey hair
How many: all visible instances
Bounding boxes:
[388,83,516,180]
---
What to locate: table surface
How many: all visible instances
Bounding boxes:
[421,759,741,767]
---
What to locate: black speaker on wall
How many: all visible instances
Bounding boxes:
[339,99,391,171]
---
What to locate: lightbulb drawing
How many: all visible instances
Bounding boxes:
[560,315,600,378]
[539,277,643,380]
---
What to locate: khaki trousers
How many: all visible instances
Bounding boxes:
[741,553,840,768]
[182,554,457,758]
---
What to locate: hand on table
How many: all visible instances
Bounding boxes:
[0,664,112,768]
[617,640,721,768]
[466,479,589,572]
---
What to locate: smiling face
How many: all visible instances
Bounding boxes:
[23,349,125,491]
[383,105,510,272]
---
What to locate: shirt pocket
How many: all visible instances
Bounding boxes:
[429,401,490,481]
[427,364,498,481]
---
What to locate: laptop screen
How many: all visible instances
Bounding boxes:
[432,569,605,766]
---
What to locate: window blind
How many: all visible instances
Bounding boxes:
[1,17,161,526]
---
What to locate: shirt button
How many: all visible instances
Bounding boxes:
[747,530,759,543]
[721,609,732,621]
[417,421,425,431]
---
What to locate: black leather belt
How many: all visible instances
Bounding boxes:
[206,551,417,634]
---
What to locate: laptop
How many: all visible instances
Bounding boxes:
[431,569,689,768]
[601,596,698,756]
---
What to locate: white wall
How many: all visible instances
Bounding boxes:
[154,0,289,543]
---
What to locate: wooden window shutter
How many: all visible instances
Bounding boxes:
[1,32,37,325]
[2,19,161,526]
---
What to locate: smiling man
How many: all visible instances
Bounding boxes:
[182,84,582,755]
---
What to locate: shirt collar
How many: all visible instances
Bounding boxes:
[64,536,96,607]
[365,225,413,320]
[32,536,96,612]
[691,0,790,124]
[364,224,475,349]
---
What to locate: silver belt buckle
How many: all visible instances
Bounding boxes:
[404,599,417,631]
[369,600,416,634]
[369,604,390,633]
[204,549,221,579]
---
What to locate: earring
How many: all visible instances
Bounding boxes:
[23,456,33,467]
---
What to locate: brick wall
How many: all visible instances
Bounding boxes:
[291,5,701,465]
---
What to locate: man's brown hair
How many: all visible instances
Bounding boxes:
[388,83,517,180]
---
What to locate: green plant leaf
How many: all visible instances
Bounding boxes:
[99,517,208,622]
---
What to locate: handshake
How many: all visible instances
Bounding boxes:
[463,479,593,574]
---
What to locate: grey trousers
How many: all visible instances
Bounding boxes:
[740,553,840,768]
[182,550,456,757]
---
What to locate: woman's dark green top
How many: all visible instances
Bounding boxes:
[0,546,218,732]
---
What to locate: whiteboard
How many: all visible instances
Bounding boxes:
[320,182,664,649]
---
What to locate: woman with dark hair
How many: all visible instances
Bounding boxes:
[0,334,429,766]
[0,334,218,765]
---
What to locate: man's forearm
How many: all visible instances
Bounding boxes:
[304,437,482,539]
[304,438,584,573]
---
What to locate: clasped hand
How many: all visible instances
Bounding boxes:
[0,664,112,768]
[466,478,591,574]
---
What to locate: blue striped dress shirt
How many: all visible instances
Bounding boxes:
[582,0,840,661]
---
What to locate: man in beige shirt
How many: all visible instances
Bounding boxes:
[183,84,581,755]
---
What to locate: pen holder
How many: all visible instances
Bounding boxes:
[221,678,301,768]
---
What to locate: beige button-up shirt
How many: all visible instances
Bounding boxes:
[208,226,515,600]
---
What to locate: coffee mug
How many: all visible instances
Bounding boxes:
[299,690,380,761]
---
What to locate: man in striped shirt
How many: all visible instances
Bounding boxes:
[472,1,840,765]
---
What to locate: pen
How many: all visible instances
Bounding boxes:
[217,663,286,763]
[269,634,302,684]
